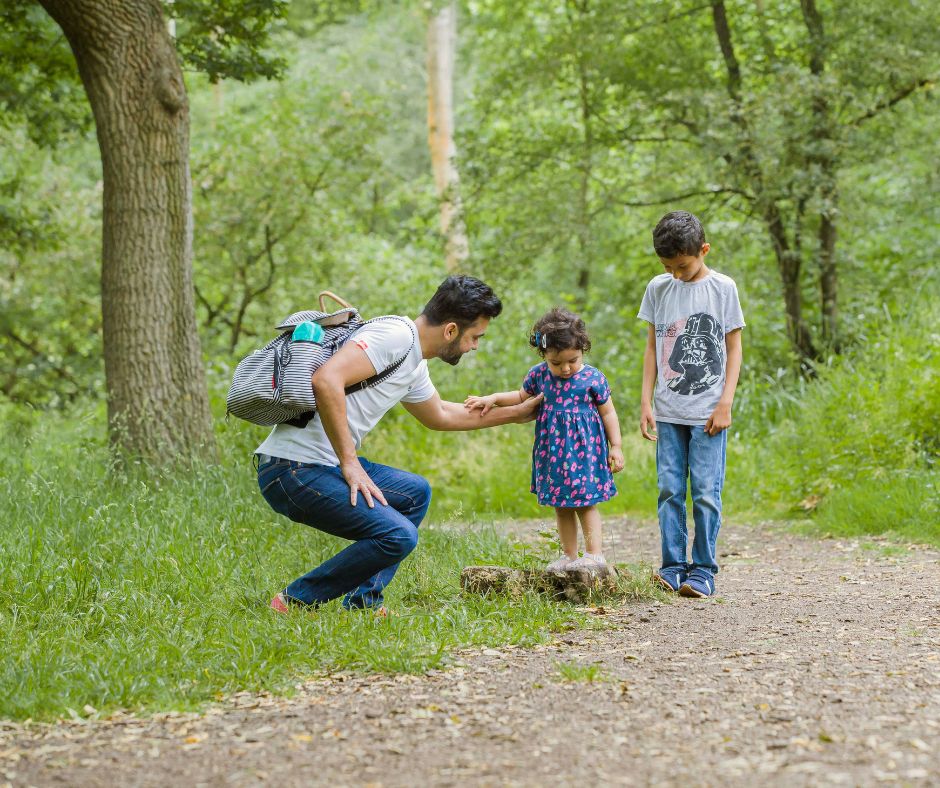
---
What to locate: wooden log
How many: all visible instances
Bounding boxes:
[460,564,619,603]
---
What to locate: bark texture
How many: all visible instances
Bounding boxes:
[38,0,215,461]
[427,2,469,272]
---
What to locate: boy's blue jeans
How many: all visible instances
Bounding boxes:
[655,421,727,577]
[257,456,431,608]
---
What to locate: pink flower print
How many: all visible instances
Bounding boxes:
[577,451,585,459]
[563,398,572,407]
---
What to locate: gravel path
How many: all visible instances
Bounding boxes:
[3,519,939,787]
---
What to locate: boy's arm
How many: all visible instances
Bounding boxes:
[640,323,658,442]
[464,389,531,415]
[705,328,743,436]
[597,399,625,472]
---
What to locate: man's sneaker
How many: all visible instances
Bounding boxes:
[679,568,715,598]
[653,567,687,593]
[269,592,291,614]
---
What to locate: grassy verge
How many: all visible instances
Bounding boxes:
[0,406,659,722]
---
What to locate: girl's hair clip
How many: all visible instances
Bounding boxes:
[534,331,547,349]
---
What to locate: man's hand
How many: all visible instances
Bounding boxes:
[464,394,498,415]
[608,445,625,473]
[640,403,657,442]
[704,402,732,436]
[514,393,543,422]
[340,459,388,508]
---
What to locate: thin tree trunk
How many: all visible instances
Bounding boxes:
[801,0,840,350]
[711,0,819,365]
[575,28,593,299]
[38,0,216,462]
[427,2,469,272]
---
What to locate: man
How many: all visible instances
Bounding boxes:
[255,275,542,614]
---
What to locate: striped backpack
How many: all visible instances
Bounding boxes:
[225,292,414,428]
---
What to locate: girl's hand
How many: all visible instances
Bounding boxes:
[608,445,625,473]
[640,403,657,442]
[464,394,498,415]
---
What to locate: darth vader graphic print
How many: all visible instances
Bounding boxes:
[662,312,725,396]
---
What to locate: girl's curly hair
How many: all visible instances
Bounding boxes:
[529,307,591,356]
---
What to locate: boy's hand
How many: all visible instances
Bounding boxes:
[705,402,732,436]
[464,394,498,415]
[640,403,657,442]
[608,445,625,473]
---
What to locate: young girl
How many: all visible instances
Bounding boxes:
[465,307,624,570]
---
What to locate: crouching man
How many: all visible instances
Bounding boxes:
[255,275,541,615]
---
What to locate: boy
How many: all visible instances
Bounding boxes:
[637,211,744,598]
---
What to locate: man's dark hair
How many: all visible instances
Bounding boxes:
[652,211,706,259]
[421,275,503,328]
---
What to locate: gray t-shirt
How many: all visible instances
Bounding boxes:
[255,317,436,465]
[637,271,745,426]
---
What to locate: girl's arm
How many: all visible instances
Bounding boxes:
[640,323,658,442]
[597,399,625,472]
[464,388,531,416]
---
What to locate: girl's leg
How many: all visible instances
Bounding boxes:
[555,507,579,559]
[575,505,603,556]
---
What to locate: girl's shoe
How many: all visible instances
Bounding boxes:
[546,555,574,572]
[679,568,715,598]
[567,553,607,570]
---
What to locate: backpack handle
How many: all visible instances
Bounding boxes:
[318,290,352,311]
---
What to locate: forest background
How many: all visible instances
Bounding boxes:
[0,0,937,719]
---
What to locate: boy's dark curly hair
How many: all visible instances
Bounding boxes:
[529,307,591,356]
[652,210,706,258]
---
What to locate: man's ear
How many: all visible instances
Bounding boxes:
[443,321,459,341]
[701,242,711,256]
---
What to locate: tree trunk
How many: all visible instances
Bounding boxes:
[711,0,820,367]
[427,2,469,272]
[38,0,216,462]
[801,0,840,350]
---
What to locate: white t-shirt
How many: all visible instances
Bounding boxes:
[255,317,436,465]
[637,271,745,426]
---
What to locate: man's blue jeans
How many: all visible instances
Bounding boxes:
[655,421,727,577]
[257,456,431,608]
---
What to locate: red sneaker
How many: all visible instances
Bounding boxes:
[269,592,291,614]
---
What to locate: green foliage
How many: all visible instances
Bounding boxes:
[730,296,940,545]
[0,0,90,146]
[0,402,664,721]
[172,0,289,82]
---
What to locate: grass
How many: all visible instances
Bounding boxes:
[554,660,609,683]
[0,405,661,722]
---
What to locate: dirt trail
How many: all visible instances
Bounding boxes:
[3,520,939,787]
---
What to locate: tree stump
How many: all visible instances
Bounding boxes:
[460,564,619,604]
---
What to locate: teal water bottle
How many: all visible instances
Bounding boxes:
[291,321,325,343]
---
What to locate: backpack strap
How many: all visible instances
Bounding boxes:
[284,316,416,429]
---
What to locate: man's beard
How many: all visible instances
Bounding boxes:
[439,337,464,366]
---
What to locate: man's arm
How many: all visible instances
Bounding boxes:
[311,343,388,508]
[704,328,743,436]
[640,323,658,442]
[464,388,530,415]
[404,391,543,431]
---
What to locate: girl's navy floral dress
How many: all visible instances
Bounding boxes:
[523,362,617,508]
